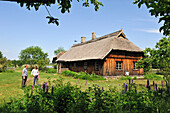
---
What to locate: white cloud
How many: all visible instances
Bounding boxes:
[138,29,162,34]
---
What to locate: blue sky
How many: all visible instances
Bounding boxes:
[0,0,164,62]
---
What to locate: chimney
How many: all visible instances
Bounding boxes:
[81,37,86,43]
[92,32,96,40]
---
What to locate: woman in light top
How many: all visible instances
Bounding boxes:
[31,66,39,86]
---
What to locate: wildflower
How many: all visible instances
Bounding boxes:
[148,85,151,90]
[31,85,34,90]
[21,101,23,104]
[161,81,163,87]
[46,85,48,93]
[132,79,133,83]
[88,91,90,96]
[154,85,156,91]
[153,81,155,87]
[144,84,147,88]
[155,84,157,91]
[147,79,149,88]
[134,86,137,93]
[102,87,104,92]
[158,88,161,93]
[160,88,163,95]
[103,96,106,99]
[42,83,45,92]
[51,86,54,95]
[98,88,100,92]
[125,84,128,92]
[118,84,120,86]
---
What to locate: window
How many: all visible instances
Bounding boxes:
[95,61,99,71]
[84,62,87,70]
[116,61,122,70]
[73,63,76,69]
[133,61,137,69]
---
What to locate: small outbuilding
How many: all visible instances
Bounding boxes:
[55,30,144,76]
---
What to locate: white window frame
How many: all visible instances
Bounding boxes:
[116,61,122,70]
[133,61,137,70]
[84,62,87,70]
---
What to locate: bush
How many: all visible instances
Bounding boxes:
[133,76,137,80]
[61,70,105,81]
[120,76,132,80]
[46,68,56,73]
[144,73,163,80]
[1,79,169,113]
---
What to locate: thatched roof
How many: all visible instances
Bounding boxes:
[57,30,143,62]
[52,51,66,63]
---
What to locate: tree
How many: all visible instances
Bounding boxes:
[19,46,48,68]
[4,0,103,26]
[0,51,3,58]
[12,60,24,67]
[134,0,170,36]
[137,37,170,84]
[136,48,153,74]
[0,57,11,72]
[54,47,66,55]
[154,37,170,84]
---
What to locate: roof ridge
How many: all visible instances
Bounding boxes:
[72,30,122,48]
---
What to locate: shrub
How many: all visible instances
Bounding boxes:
[46,68,56,73]
[144,73,163,80]
[61,70,105,81]
[120,76,132,80]
[133,76,137,80]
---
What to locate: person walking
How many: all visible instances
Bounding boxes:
[31,65,39,86]
[22,65,28,88]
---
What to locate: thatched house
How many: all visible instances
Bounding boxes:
[55,30,144,76]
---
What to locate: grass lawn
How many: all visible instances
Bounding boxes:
[0,70,163,105]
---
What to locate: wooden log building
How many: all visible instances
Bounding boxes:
[54,30,144,76]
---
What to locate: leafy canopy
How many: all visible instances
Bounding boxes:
[137,37,170,84]
[17,0,103,26]
[54,47,66,55]
[19,46,48,66]
[134,0,170,36]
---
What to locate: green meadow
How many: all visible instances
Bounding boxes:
[0,70,163,105]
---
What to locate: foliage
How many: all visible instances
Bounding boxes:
[46,68,56,73]
[54,47,66,55]
[12,60,25,67]
[16,0,103,25]
[133,76,137,80]
[154,37,170,84]
[0,51,3,58]
[0,57,11,72]
[137,37,170,78]
[134,0,170,36]
[120,76,132,80]
[61,70,106,81]
[0,78,169,112]
[144,73,163,80]
[19,46,49,69]
[136,48,153,74]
